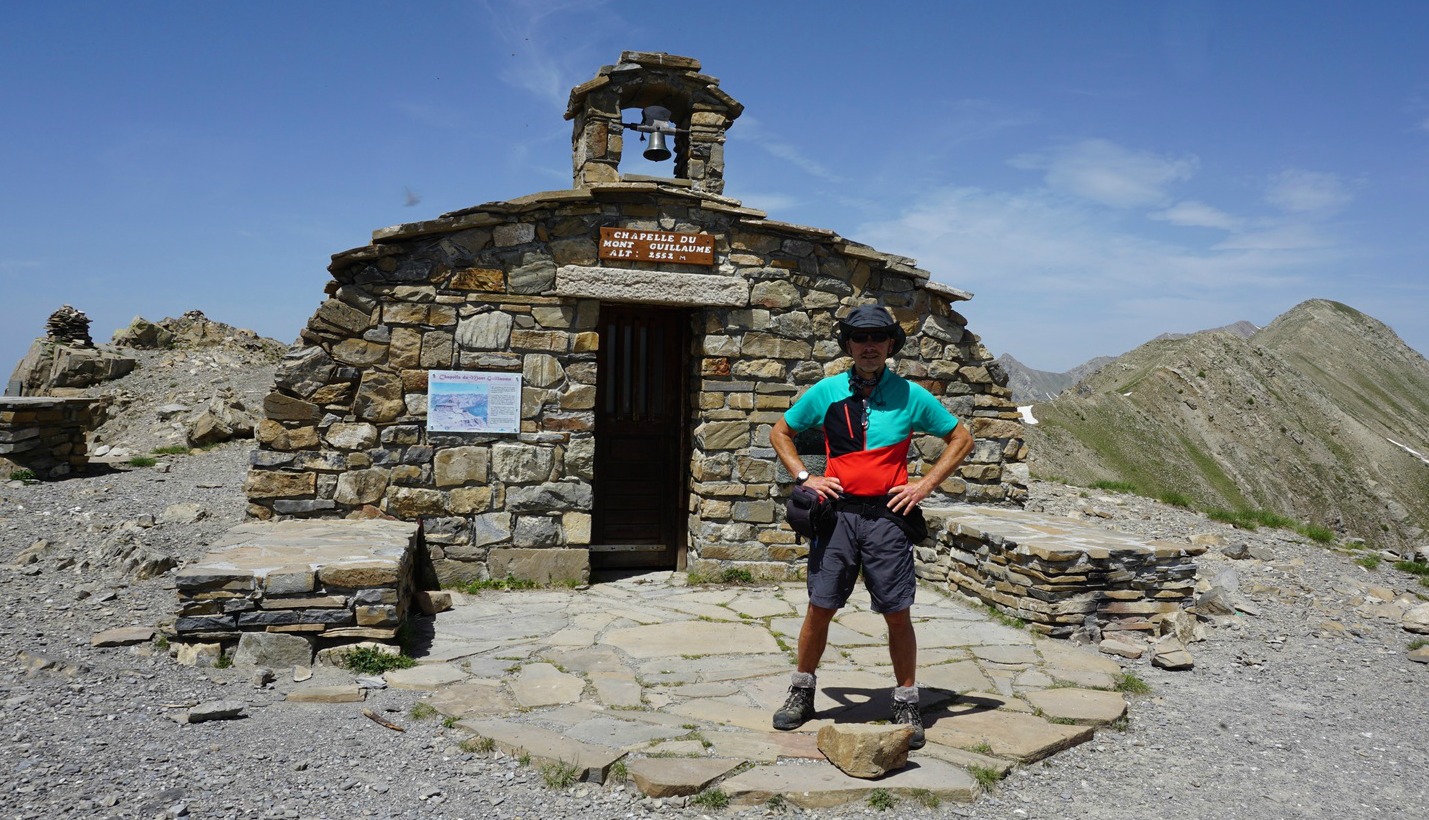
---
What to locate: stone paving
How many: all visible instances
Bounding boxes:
[392,571,1131,808]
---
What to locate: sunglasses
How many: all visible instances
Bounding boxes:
[848,331,891,344]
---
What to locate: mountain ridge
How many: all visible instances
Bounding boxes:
[1021,298,1429,551]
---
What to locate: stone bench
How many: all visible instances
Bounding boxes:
[172,519,422,658]
[918,505,1206,638]
[0,397,95,479]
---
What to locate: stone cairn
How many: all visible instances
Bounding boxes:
[46,305,94,348]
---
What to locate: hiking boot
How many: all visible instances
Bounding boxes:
[891,698,925,749]
[772,685,816,730]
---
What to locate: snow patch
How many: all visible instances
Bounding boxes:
[1386,437,1429,467]
[1018,405,1039,425]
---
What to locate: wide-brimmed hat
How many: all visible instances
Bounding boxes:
[835,304,906,354]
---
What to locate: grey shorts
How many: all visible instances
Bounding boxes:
[807,507,915,614]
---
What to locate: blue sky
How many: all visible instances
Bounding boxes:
[4,1,1427,374]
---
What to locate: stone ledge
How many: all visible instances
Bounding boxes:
[923,505,1202,638]
[172,520,421,652]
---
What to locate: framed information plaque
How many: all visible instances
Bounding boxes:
[427,371,522,434]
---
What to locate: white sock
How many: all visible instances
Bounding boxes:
[791,671,816,689]
[893,685,919,704]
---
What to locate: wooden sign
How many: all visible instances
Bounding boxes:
[598,227,715,265]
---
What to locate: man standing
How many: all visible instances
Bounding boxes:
[768,304,973,748]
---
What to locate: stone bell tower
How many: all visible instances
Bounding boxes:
[565,51,743,195]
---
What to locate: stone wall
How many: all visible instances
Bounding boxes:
[245,184,1027,585]
[918,506,1205,638]
[0,397,95,479]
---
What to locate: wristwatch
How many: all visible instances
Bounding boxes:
[795,470,810,485]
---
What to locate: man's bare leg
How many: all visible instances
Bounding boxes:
[884,606,925,747]
[884,607,917,688]
[774,603,837,730]
[796,603,838,673]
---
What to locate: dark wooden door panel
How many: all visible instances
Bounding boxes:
[592,305,687,569]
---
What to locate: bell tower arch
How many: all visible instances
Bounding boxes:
[565,51,743,194]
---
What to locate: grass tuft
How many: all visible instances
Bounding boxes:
[460,736,496,754]
[608,760,628,783]
[455,575,540,593]
[909,788,940,809]
[969,765,1003,789]
[1356,555,1381,570]
[1090,480,1137,493]
[151,445,191,455]
[540,759,581,789]
[1394,561,1429,577]
[409,702,437,720]
[1114,671,1151,695]
[340,645,416,674]
[128,456,158,468]
[867,788,896,810]
[690,789,730,809]
[1156,490,1194,508]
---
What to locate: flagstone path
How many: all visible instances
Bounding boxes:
[393,572,1130,808]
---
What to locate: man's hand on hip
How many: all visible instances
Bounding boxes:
[804,475,843,501]
[886,481,931,514]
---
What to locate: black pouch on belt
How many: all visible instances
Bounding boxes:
[785,485,829,541]
[883,504,929,542]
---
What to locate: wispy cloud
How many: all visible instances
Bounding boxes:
[1263,168,1355,214]
[1151,200,1242,230]
[857,182,1347,305]
[735,115,844,183]
[0,258,46,279]
[933,99,1040,147]
[477,0,620,109]
[1010,138,1198,208]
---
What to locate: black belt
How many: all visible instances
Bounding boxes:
[834,495,891,516]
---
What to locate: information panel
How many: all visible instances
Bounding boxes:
[427,371,522,434]
[598,227,715,265]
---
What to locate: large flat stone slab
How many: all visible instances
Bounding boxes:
[559,716,689,749]
[190,519,417,575]
[285,685,365,703]
[704,729,825,763]
[604,621,780,658]
[919,659,994,695]
[721,757,979,808]
[1022,688,1127,725]
[424,679,516,718]
[511,662,584,707]
[383,663,468,690]
[453,718,624,783]
[924,705,1093,762]
[629,758,744,798]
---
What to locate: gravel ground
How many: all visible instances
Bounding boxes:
[3,416,1427,817]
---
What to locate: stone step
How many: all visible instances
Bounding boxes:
[924,702,1094,762]
[721,756,979,808]
[627,758,744,798]
[452,718,625,784]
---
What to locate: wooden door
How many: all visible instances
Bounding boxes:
[591,305,688,569]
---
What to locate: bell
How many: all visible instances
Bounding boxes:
[643,131,672,162]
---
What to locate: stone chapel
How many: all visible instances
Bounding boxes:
[243,52,1028,586]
